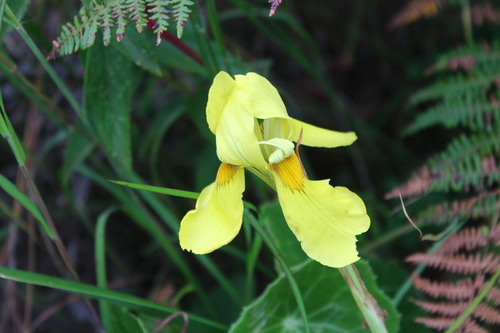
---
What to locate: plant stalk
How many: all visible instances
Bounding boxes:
[340,264,388,333]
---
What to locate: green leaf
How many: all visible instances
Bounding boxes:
[0,91,26,165]
[0,266,227,331]
[260,201,307,268]
[61,129,94,184]
[229,260,400,333]
[0,174,54,239]
[0,0,29,38]
[110,180,199,199]
[83,41,134,170]
[107,305,149,333]
[114,26,163,76]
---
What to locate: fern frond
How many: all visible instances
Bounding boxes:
[406,252,499,274]
[430,42,500,73]
[148,0,171,45]
[404,96,500,134]
[412,274,482,300]
[417,191,500,224]
[99,2,116,46]
[49,0,194,59]
[474,303,500,324]
[486,287,500,305]
[435,225,498,255]
[112,1,129,42]
[384,167,431,199]
[410,69,500,105]
[171,0,193,38]
[388,0,444,29]
[471,3,500,25]
[126,0,148,33]
[427,133,500,192]
[416,317,489,333]
[414,299,470,316]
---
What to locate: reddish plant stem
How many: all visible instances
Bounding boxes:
[146,20,203,64]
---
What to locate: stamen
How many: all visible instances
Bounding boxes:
[295,127,309,179]
[216,163,240,186]
[268,154,304,191]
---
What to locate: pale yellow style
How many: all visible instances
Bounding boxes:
[179,71,370,268]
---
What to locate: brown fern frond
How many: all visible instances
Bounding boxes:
[461,319,490,333]
[415,316,454,330]
[406,252,499,274]
[413,299,469,316]
[416,317,489,332]
[385,166,431,199]
[419,191,500,225]
[474,303,500,324]
[486,287,500,306]
[435,226,490,255]
[412,274,480,300]
[471,3,500,25]
[388,0,444,29]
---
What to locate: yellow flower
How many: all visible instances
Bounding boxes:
[179,72,370,268]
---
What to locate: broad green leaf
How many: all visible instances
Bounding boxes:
[260,201,307,267]
[107,305,148,333]
[0,174,54,239]
[61,129,94,184]
[0,266,227,331]
[229,260,400,333]
[83,41,134,170]
[114,27,162,76]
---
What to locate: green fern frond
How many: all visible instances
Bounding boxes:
[416,191,500,224]
[48,0,194,59]
[430,42,500,73]
[126,0,148,33]
[148,0,171,45]
[427,132,500,192]
[404,94,500,134]
[172,0,194,38]
[410,69,500,105]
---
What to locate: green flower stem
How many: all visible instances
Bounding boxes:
[444,266,500,333]
[245,210,311,333]
[340,264,388,333]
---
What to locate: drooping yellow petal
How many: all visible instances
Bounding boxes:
[268,154,370,268]
[263,118,358,148]
[206,71,237,134]
[179,164,245,254]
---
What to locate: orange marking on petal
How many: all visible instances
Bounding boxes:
[216,163,240,186]
[269,154,305,192]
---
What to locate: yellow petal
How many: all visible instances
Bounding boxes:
[269,154,370,267]
[234,72,289,119]
[206,71,237,134]
[215,101,268,169]
[264,118,358,148]
[179,164,245,254]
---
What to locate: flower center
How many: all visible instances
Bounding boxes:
[268,154,304,191]
[216,163,240,186]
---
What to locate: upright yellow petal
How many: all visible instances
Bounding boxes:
[179,164,245,254]
[215,99,268,169]
[264,118,358,148]
[234,72,289,119]
[206,71,237,134]
[268,154,370,268]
